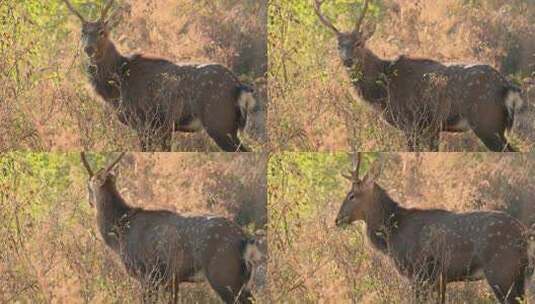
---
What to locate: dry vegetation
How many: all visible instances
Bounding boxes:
[0,0,267,152]
[268,152,535,303]
[269,0,535,151]
[0,153,268,303]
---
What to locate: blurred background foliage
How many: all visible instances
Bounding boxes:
[268,0,535,151]
[0,0,267,151]
[267,152,535,303]
[0,153,267,303]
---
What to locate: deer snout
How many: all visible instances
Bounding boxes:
[84,46,96,57]
[343,59,354,67]
[335,215,349,227]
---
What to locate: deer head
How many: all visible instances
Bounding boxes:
[313,0,376,67]
[335,153,381,227]
[62,0,121,63]
[80,152,125,207]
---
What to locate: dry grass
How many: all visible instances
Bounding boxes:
[0,153,267,303]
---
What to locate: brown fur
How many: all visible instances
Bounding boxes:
[336,165,533,304]
[81,153,257,304]
[314,0,525,151]
[63,0,255,152]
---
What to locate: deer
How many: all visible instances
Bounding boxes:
[63,0,259,152]
[80,152,261,303]
[314,0,525,152]
[335,153,534,304]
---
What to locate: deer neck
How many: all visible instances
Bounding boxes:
[364,188,402,252]
[94,180,131,250]
[95,42,124,77]
[347,47,389,108]
[87,42,126,105]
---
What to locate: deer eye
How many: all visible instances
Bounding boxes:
[348,193,355,200]
[99,30,105,37]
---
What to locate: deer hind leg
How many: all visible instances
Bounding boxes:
[472,127,516,152]
[205,270,254,304]
[469,107,517,152]
[485,269,525,304]
[205,129,250,152]
[204,255,253,304]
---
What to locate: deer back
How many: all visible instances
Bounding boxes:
[116,57,242,123]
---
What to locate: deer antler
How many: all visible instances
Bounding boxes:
[80,152,94,177]
[342,152,362,182]
[313,0,341,35]
[355,0,370,33]
[62,0,87,23]
[103,152,126,174]
[100,0,114,22]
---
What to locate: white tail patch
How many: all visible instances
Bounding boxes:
[505,90,524,117]
[238,91,257,117]
[243,241,262,289]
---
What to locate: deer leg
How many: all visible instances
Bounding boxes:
[485,270,525,304]
[469,106,517,152]
[204,251,253,304]
[472,127,516,152]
